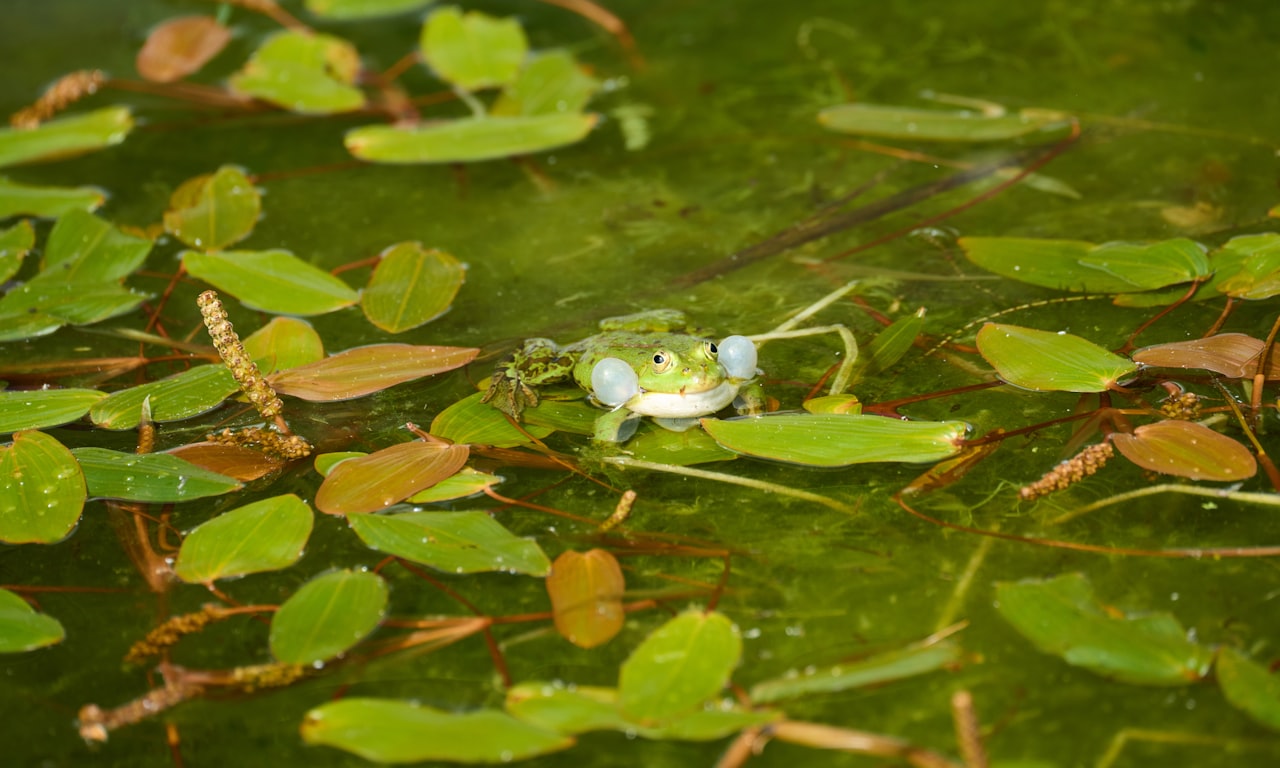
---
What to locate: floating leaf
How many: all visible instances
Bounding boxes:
[1216,646,1280,732]
[361,242,465,333]
[270,570,387,664]
[546,549,625,648]
[301,698,572,763]
[0,310,63,342]
[492,50,600,117]
[183,249,359,315]
[41,208,151,279]
[522,397,598,435]
[72,447,241,502]
[1111,421,1256,481]
[1213,233,1280,300]
[702,413,967,467]
[174,494,313,583]
[167,442,284,482]
[405,467,501,503]
[976,323,1136,392]
[619,610,741,722]
[625,424,739,465]
[136,15,231,82]
[306,0,431,18]
[867,309,924,371]
[0,388,105,433]
[801,394,862,415]
[0,588,65,652]
[430,391,555,447]
[312,451,365,477]
[242,316,325,373]
[315,441,469,514]
[961,236,1209,294]
[270,344,477,401]
[89,364,238,430]
[229,30,365,114]
[1078,239,1210,290]
[749,639,962,704]
[349,510,550,576]
[0,220,34,283]
[1132,334,1267,379]
[345,113,599,164]
[0,282,148,333]
[420,7,528,91]
[0,106,133,167]
[995,573,1212,685]
[818,103,1070,142]
[0,431,85,544]
[0,176,104,219]
[163,166,261,251]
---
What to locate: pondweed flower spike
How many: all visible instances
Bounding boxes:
[1019,442,1115,500]
[10,69,106,128]
[198,290,284,422]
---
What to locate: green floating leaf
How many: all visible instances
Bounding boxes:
[306,0,432,19]
[0,106,133,167]
[72,447,241,502]
[0,282,148,333]
[431,391,556,447]
[1216,646,1280,732]
[174,494,313,583]
[995,573,1212,685]
[1078,239,1210,291]
[242,316,325,373]
[361,242,465,333]
[313,451,366,477]
[229,30,365,114]
[315,441,469,514]
[867,309,925,371]
[163,166,261,251]
[749,639,962,704]
[619,610,742,723]
[350,510,550,576]
[625,425,738,466]
[976,323,1137,392]
[0,388,105,433]
[0,219,34,284]
[302,698,572,764]
[0,588,65,652]
[702,413,967,467]
[492,50,600,117]
[42,208,151,279]
[818,103,1070,142]
[345,113,599,164]
[522,397,599,435]
[183,248,358,315]
[0,431,85,544]
[962,236,1211,294]
[270,570,387,664]
[1213,233,1280,300]
[0,176,104,219]
[1111,421,1256,481]
[420,6,528,91]
[89,365,238,430]
[405,466,501,503]
[269,344,477,401]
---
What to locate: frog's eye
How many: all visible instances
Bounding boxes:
[718,335,758,379]
[592,357,640,407]
[651,351,675,373]
[703,341,718,358]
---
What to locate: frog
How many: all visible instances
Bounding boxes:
[482,309,763,442]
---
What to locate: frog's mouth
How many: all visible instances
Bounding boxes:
[626,380,740,419]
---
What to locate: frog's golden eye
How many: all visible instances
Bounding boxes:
[651,351,674,373]
[704,341,718,358]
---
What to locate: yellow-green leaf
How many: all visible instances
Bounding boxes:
[702,413,967,467]
[419,7,527,91]
[818,103,1071,142]
[348,509,550,575]
[0,588,65,652]
[174,494,313,582]
[0,431,85,544]
[361,242,465,333]
[619,610,741,722]
[229,30,365,114]
[182,249,359,315]
[163,166,261,251]
[976,323,1137,392]
[0,388,105,433]
[0,107,133,168]
[0,176,104,219]
[345,113,599,164]
[270,570,387,664]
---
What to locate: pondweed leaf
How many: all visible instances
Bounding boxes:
[0,588,65,653]
[0,431,85,544]
[270,569,387,664]
[404,466,501,502]
[546,549,625,648]
[71,447,241,502]
[0,388,105,433]
[135,15,231,83]
[995,573,1213,685]
[229,30,365,114]
[174,494,313,583]
[306,0,432,20]
[89,364,238,430]
[976,323,1137,392]
[315,440,469,514]
[163,166,261,251]
[491,50,600,117]
[430,391,555,447]
[1216,646,1280,732]
[702,413,967,466]
[749,638,962,704]
[41,209,151,279]
[361,242,465,333]
[167,442,285,482]
[1111,421,1256,481]
[419,7,528,91]
[624,425,739,466]
[0,220,34,283]
[269,344,477,401]
[619,610,741,723]
[1132,333,1269,379]
[301,698,572,763]
[0,107,133,167]
[349,509,550,575]
[961,236,1209,295]
[818,103,1070,142]
[866,309,925,371]
[345,114,599,164]
[0,176,104,219]
[182,249,359,315]
[1213,233,1280,300]
[242,316,325,373]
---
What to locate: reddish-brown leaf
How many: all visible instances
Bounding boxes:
[546,549,625,649]
[1131,334,1271,378]
[315,441,469,515]
[136,16,232,83]
[167,442,285,482]
[1111,421,1256,481]
[268,344,478,401]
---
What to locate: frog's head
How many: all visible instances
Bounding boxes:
[591,335,758,419]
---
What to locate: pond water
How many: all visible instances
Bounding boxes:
[3,1,1280,766]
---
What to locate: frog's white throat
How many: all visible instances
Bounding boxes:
[623,380,741,419]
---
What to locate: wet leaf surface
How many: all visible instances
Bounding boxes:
[135,15,231,83]
[961,236,1209,294]
[430,391,556,447]
[749,638,963,704]
[166,442,285,482]
[349,509,550,575]
[241,316,325,373]
[174,494,313,583]
[1132,333,1268,378]
[269,344,477,401]
[977,323,1137,392]
[1111,421,1256,481]
[269,569,387,664]
[0,107,133,167]
[405,466,502,502]
[1213,233,1280,300]
[1216,646,1280,732]
[0,219,34,283]
[625,425,739,465]
[182,248,359,315]
[420,7,528,91]
[0,388,105,433]
[0,431,85,544]
[818,103,1070,141]
[71,447,242,502]
[0,176,104,219]
[0,588,65,653]
[702,413,967,466]
[315,440,469,514]
[229,31,365,114]
[163,166,261,251]
[619,610,741,722]
[361,242,465,333]
[492,50,600,117]
[345,113,599,164]
[89,364,238,430]
[546,549,625,648]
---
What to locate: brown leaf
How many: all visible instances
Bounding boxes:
[167,442,284,482]
[1132,334,1265,378]
[315,441,469,515]
[546,549,625,649]
[136,16,232,83]
[1111,421,1256,481]
[268,344,478,401]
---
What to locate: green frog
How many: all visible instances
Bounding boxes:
[482,309,763,442]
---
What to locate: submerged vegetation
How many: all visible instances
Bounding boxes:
[2,0,1280,766]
